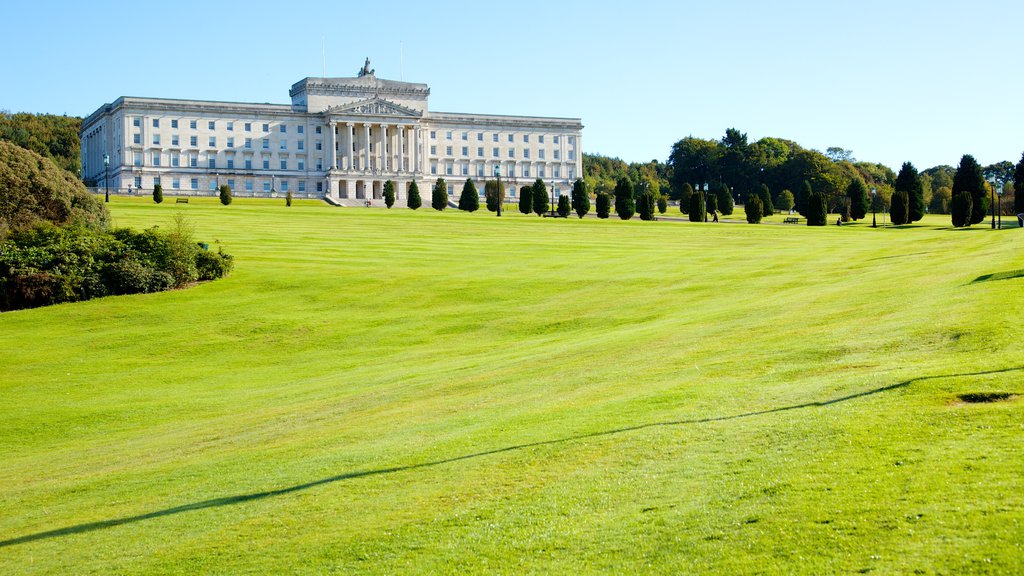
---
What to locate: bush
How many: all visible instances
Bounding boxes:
[796,181,812,217]
[153,184,163,204]
[219,184,232,206]
[532,179,549,216]
[705,188,718,215]
[638,190,656,221]
[383,180,395,208]
[407,181,422,210]
[286,190,294,207]
[557,194,570,217]
[951,191,973,227]
[518,185,533,214]
[678,183,693,214]
[746,194,763,223]
[806,191,827,226]
[716,184,734,216]
[890,189,910,225]
[484,180,504,212]
[757,184,774,217]
[846,179,868,220]
[614,177,635,220]
[571,178,590,218]
[458,179,479,212]
[431,178,447,211]
[657,194,668,214]
[776,189,795,213]
[689,190,705,222]
[195,248,234,281]
[596,192,611,219]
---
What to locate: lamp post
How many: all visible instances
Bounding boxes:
[550,180,556,217]
[997,186,1004,229]
[871,187,877,228]
[990,178,998,229]
[103,154,110,203]
[493,164,502,217]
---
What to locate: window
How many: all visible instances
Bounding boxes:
[172,177,180,189]
[171,119,178,129]
[316,159,322,170]
[476,164,484,177]
[171,153,180,167]
[190,136,198,147]
[447,184,454,195]
[315,126,321,134]
[280,159,287,170]
[245,158,253,169]
[508,149,515,158]
[262,139,269,149]
[446,131,452,140]
[191,178,199,190]
[524,149,530,159]
[554,150,560,160]
[508,134,514,142]
[171,134,179,146]
[510,189,516,198]
[461,164,468,176]
[493,147,499,157]
[430,131,436,139]
[262,123,269,132]
[540,166,546,178]
[298,159,305,170]
[133,117,140,127]
[446,146,452,156]
[227,137,234,148]
[246,179,253,191]
[299,180,306,192]
[297,125,304,134]
[523,166,530,178]
[554,166,561,178]
[209,136,216,147]
[227,158,234,169]
[263,181,271,192]
[227,122,234,131]
[507,165,513,178]
[568,150,576,160]
[245,138,252,149]
[281,180,289,191]
[297,141,304,150]
[553,136,559,144]
[445,163,453,176]
[263,159,270,169]
[133,152,142,166]
[189,120,197,129]
[569,136,576,145]
[133,133,141,144]
[280,125,287,133]
[539,135,545,143]
[148,131,158,144]
[430,145,437,155]
[208,157,216,169]
[210,181,217,191]
[245,122,252,132]
[152,118,159,128]
[524,135,530,143]
[208,121,215,130]
[493,134,499,142]
[189,154,198,167]
[477,147,483,157]
[461,146,468,156]
[228,179,235,190]
[569,167,575,180]
[539,149,545,159]
[462,132,468,141]
[151,152,160,166]
[316,181,322,192]
[315,141,322,151]
[431,162,437,175]
[477,132,483,141]
[280,140,287,150]
[135,176,142,188]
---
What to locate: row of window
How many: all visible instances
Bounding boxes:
[429,131,576,146]
[429,145,575,161]
[135,151,312,171]
[132,134,307,151]
[133,117,318,135]
[144,175,313,193]
[429,162,573,180]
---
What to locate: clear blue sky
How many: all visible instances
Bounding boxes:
[4,0,1021,171]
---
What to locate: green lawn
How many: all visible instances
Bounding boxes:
[1,198,1022,574]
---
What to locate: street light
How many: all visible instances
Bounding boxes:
[997,185,1004,229]
[550,181,556,217]
[493,164,502,217]
[990,178,998,229]
[103,153,110,203]
[871,186,877,228]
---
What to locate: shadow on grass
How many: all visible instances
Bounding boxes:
[3,366,1022,549]
[972,269,1024,284]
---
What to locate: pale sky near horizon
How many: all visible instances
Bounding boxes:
[3,0,1021,171]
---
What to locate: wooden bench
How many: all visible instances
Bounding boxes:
[175,198,189,204]
[783,217,800,224]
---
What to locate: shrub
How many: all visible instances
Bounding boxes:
[890,189,910,225]
[518,185,533,214]
[571,178,590,218]
[458,179,479,212]
[796,181,812,217]
[383,180,396,208]
[678,183,693,214]
[153,184,163,204]
[657,194,668,214]
[286,190,294,207]
[638,190,656,221]
[596,192,611,219]
[614,177,635,220]
[757,184,774,217]
[689,190,705,222]
[195,248,234,281]
[431,178,447,211]
[716,184,734,216]
[484,180,504,212]
[746,194,763,223]
[705,187,718,215]
[846,179,868,220]
[776,189,795,213]
[532,179,549,216]
[806,191,827,226]
[557,194,570,217]
[407,181,422,210]
[951,190,973,227]
[219,184,232,206]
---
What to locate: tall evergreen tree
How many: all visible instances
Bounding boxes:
[1014,151,1024,216]
[894,162,925,223]
[570,178,590,218]
[614,177,635,220]
[951,190,973,228]
[890,189,910,225]
[595,192,611,219]
[407,181,422,209]
[638,189,656,220]
[705,187,718,218]
[716,183,734,216]
[531,179,549,216]
[796,181,812,217]
[431,177,448,211]
[557,194,570,217]
[383,180,395,208]
[458,179,479,212]
[518,185,533,214]
[689,189,706,222]
[153,183,163,204]
[806,191,827,225]
[952,154,987,225]
[286,190,294,207]
[657,194,668,214]
[745,194,763,223]
[219,184,232,206]
[757,183,774,216]
[846,178,869,220]
[678,182,693,214]
[484,180,504,212]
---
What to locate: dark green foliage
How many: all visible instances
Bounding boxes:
[796,181,812,217]
[614,177,635,220]
[776,190,795,212]
[716,183,734,216]
[518,185,533,214]
[458,179,479,212]
[705,187,718,215]
[383,180,395,208]
[595,192,611,219]
[894,162,925,222]
[219,184,232,206]
[657,194,668,214]
[407,181,422,210]
[195,247,234,281]
[286,190,294,207]
[746,194,763,223]
[153,184,163,204]
[952,155,987,225]
[951,191,973,227]
[689,189,706,222]
[431,178,447,211]
[678,183,693,214]
[532,179,549,216]
[557,194,570,217]
[806,191,827,226]
[0,141,109,234]
[570,178,590,218]
[757,184,774,216]
[638,190,656,221]
[890,189,910,225]
[0,112,82,176]
[846,178,869,220]
[1014,152,1024,216]
[484,180,504,212]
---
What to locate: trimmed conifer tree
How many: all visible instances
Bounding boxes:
[153,183,163,204]
[757,184,773,216]
[638,190,656,221]
[1014,151,1024,216]
[532,179,549,216]
[716,184,734,216]
[847,178,869,220]
[557,194,570,217]
[219,184,232,206]
[705,187,717,218]
[614,177,635,220]
[657,194,668,214]
[519,185,533,214]
[890,189,909,225]
[407,181,422,209]
[595,192,611,219]
[484,180,504,212]
[953,154,987,225]
[745,194,763,223]
[678,183,693,214]
[458,179,479,212]
[806,191,827,225]
[286,190,294,207]
[796,181,812,217]
[570,178,590,218]
[431,178,448,211]
[689,189,705,222]
[951,191,973,227]
[383,180,395,208]
[894,162,924,223]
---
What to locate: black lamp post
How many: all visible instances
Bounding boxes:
[103,154,110,203]
[997,186,1004,229]
[990,178,998,229]
[550,180,556,217]
[494,164,502,217]
[871,186,877,228]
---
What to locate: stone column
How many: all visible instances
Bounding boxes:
[328,121,337,171]
[363,124,371,172]
[379,124,387,173]
[346,123,354,171]
[413,129,420,174]
[397,125,405,173]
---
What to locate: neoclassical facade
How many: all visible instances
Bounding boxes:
[80,61,584,205]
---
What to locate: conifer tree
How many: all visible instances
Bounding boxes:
[557,194,570,217]
[407,181,422,209]
[952,154,987,225]
[796,180,812,217]
[1014,151,1024,216]
[689,189,706,222]
[890,189,910,225]
[614,177,635,220]
[286,190,294,207]
[153,183,163,204]
[431,178,448,211]
[951,191,973,227]
[518,185,533,214]
[484,180,504,212]
[532,179,549,216]
[806,191,827,225]
[383,180,395,208]
[847,178,869,220]
[716,183,734,216]
[595,192,611,218]
[894,162,924,223]
[458,179,479,212]
[745,194,763,223]
[638,189,656,220]
[757,183,773,216]
[219,184,232,206]
[657,194,668,214]
[570,178,590,218]
[678,182,693,214]
[705,187,717,218]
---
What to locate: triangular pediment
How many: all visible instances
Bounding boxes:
[324,97,421,118]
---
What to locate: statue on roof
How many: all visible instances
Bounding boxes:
[357,58,375,77]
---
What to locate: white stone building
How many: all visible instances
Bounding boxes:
[80,60,583,205]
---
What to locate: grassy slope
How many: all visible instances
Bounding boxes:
[1,198,1022,574]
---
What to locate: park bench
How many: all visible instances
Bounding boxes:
[175,198,189,204]
[783,217,800,224]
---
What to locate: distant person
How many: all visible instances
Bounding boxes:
[712,210,719,223]
[1018,213,1023,228]
[836,217,842,226]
